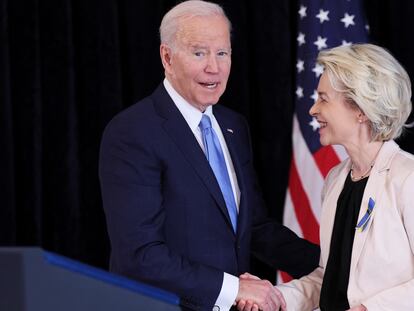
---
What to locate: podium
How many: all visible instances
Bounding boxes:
[0,247,182,311]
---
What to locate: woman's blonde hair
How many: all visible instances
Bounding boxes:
[318,43,412,141]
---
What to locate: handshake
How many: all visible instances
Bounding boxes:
[234,273,286,311]
[234,274,367,311]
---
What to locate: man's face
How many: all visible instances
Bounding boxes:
[161,15,231,111]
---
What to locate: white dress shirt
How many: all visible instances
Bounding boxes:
[164,78,240,311]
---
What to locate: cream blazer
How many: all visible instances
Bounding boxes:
[278,140,414,310]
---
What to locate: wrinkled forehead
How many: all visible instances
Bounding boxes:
[175,15,231,46]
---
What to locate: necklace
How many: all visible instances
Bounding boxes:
[350,162,374,181]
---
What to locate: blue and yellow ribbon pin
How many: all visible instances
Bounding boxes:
[355,198,375,233]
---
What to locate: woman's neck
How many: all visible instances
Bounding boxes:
[345,141,384,180]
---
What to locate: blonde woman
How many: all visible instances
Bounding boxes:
[238,44,414,311]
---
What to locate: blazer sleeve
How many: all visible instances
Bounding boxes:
[277,266,323,311]
[361,170,414,311]
[99,116,223,310]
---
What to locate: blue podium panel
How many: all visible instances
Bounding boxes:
[0,247,182,311]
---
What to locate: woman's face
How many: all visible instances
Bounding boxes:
[309,72,362,147]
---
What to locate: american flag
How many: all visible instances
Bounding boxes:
[280,0,369,282]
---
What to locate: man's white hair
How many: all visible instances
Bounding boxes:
[159,0,231,50]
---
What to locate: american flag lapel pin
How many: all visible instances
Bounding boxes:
[227,128,233,134]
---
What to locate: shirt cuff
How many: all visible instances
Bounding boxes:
[213,273,239,311]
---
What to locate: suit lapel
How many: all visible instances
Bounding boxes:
[349,141,399,276]
[320,161,350,263]
[152,85,234,231]
[348,168,385,275]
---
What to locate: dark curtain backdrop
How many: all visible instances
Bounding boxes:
[1,0,414,274]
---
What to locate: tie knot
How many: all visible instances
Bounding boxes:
[199,114,212,131]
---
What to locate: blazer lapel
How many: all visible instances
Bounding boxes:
[152,85,233,230]
[320,160,351,263]
[349,141,399,276]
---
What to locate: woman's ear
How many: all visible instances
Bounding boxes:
[357,110,368,123]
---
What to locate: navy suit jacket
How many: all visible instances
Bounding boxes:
[99,84,319,310]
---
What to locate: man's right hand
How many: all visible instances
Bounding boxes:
[235,273,286,311]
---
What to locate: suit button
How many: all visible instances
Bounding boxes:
[213,305,220,311]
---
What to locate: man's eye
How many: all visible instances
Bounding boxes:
[194,52,205,57]
[217,51,228,57]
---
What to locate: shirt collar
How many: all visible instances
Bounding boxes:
[163,78,213,131]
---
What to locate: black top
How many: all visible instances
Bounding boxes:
[319,172,368,311]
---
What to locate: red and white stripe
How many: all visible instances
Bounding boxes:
[279,115,348,282]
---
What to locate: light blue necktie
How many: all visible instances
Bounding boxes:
[199,114,238,233]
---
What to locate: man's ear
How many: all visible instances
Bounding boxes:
[160,44,173,74]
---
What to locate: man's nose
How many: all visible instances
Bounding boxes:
[205,55,219,73]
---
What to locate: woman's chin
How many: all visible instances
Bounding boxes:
[319,136,331,146]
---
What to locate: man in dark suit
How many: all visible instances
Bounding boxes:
[99,1,319,310]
